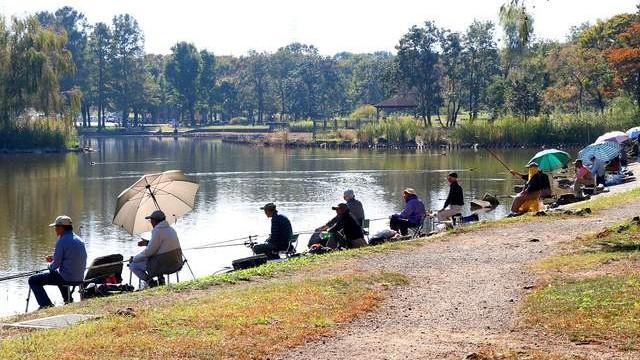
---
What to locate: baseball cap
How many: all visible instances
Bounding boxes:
[260,203,277,211]
[49,215,72,227]
[145,210,166,221]
[448,172,458,178]
[331,203,349,211]
[527,162,539,168]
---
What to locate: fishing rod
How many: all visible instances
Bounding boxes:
[484,147,513,173]
[0,269,48,283]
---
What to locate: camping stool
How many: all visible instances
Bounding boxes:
[159,256,197,285]
[451,214,463,227]
[362,219,370,241]
[409,219,426,239]
[64,281,85,304]
[279,234,299,258]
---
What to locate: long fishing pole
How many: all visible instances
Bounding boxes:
[484,147,512,173]
[0,269,48,283]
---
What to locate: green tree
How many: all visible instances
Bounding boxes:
[463,20,500,119]
[241,51,270,124]
[110,14,144,127]
[89,22,111,128]
[440,30,465,127]
[198,50,216,124]
[165,42,202,126]
[396,21,442,126]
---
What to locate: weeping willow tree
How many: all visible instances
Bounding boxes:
[0,15,76,148]
[499,0,534,79]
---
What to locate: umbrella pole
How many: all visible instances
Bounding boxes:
[146,185,161,210]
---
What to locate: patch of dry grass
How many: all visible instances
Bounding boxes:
[0,271,407,360]
[522,275,640,349]
[525,220,640,351]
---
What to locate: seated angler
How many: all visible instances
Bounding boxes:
[325,203,367,249]
[308,189,366,248]
[253,203,293,259]
[129,210,183,288]
[28,216,87,309]
[390,188,426,236]
[436,172,464,222]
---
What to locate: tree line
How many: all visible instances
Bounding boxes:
[1,3,639,131]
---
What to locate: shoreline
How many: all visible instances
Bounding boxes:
[77,130,589,150]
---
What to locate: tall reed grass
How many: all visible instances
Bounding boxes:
[0,118,76,150]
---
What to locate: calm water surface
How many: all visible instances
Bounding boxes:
[0,137,537,316]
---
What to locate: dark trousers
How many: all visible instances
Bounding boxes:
[252,243,280,259]
[390,216,416,236]
[28,271,72,307]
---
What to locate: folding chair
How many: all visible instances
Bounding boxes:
[279,234,299,258]
[362,219,371,241]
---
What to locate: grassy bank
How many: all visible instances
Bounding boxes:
[0,119,77,150]
[0,272,407,359]
[525,220,640,350]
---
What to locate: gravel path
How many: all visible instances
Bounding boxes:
[277,170,640,360]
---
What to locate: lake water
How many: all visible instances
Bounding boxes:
[0,136,538,316]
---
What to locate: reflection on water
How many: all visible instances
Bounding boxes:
[0,137,536,316]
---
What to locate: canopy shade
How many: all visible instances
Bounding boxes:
[595,131,629,144]
[626,127,640,140]
[577,142,621,166]
[113,170,199,235]
[528,149,571,172]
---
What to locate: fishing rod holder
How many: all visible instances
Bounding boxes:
[244,235,258,248]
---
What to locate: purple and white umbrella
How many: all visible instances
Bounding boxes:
[595,131,629,144]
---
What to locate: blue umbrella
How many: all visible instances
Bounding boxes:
[627,127,640,140]
[577,142,621,166]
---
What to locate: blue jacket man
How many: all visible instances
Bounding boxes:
[253,203,293,259]
[390,188,426,235]
[28,215,87,309]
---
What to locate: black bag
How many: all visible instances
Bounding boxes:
[232,255,268,270]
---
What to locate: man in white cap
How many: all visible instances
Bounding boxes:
[129,210,183,287]
[343,189,365,227]
[390,188,426,235]
[28,215,87,309]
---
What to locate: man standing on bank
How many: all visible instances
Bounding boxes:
[437,172,465,222]
[28,216,87,309]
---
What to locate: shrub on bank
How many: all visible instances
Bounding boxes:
[0,119,76,150]
[357,116,437,144]
[452,108,640,147]
[229,117,249,125]
[288,120,315,132]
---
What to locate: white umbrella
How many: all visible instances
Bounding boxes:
[595,131,629,144]
[113,170,199,235]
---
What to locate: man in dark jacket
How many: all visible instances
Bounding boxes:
[326,203,367,249]
[437,172,464,221]
[308,190,366,248]
[390,188,426,235]
[253,203,293,259]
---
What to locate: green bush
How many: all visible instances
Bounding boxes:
[350,105,378,121]
[452,99,640,146]
[0,118,76,150]
[288,120,314,132]
[229,117,249,125]
[357,116,433,144]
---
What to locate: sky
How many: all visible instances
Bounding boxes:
[0,0,638,56]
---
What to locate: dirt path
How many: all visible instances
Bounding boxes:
[278,174,640,359]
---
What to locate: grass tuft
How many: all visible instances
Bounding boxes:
[0,272,407,359]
